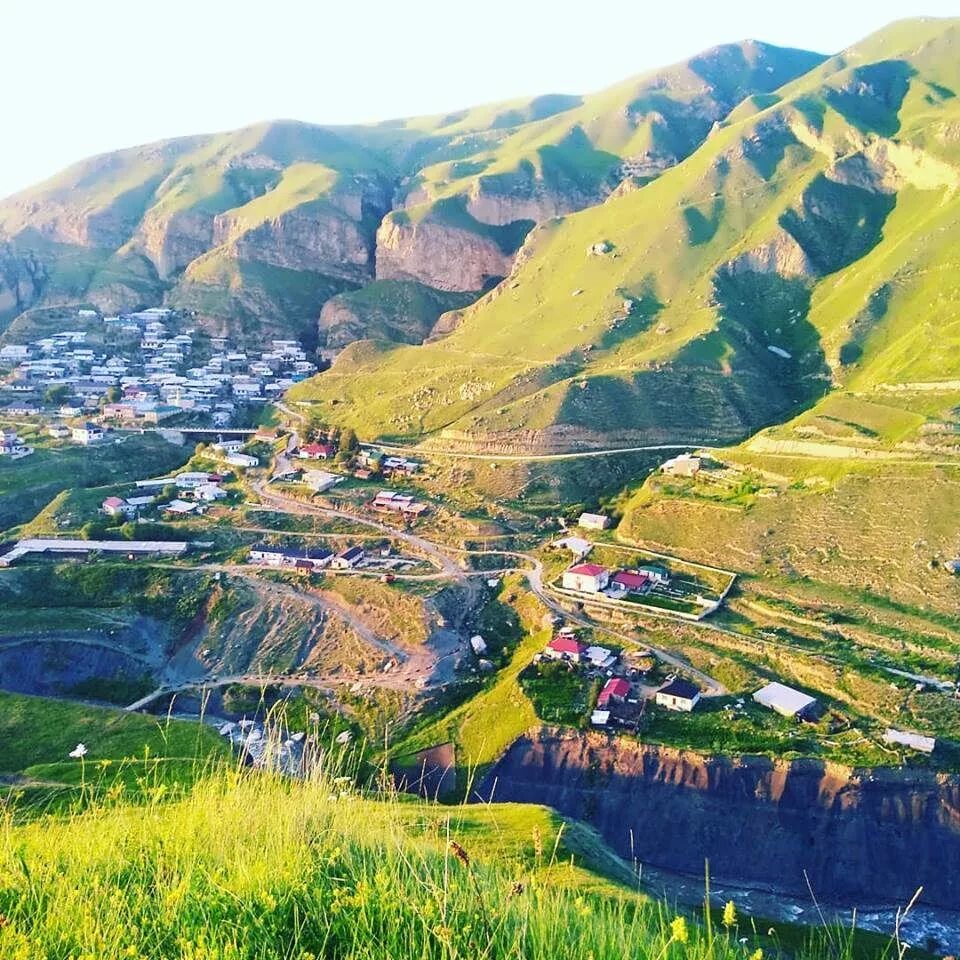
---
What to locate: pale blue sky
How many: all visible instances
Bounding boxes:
[3,0,959,199]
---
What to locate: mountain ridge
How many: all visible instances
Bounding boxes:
[0,39,827,346]
[289,16,960,450]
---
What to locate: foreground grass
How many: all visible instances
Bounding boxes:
[0,759,881,960]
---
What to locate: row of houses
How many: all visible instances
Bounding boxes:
[248,543,365,572]
[0,428,33,459]
[561,561,670,597]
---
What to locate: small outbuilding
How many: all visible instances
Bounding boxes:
[577,512,611,531]
[753,681,819,719]
[883,729,936,754]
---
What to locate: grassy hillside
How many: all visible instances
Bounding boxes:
[0,737,887,960]
[401,41,826,220]
[0,433,187,533]
[292,17,960,451]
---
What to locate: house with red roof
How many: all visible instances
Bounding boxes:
[562,562,610,594]
[545,634,588,663]
[101,496,133,518]
[298,442,336,461]
[610,570,651,594]
[597,677,631,707]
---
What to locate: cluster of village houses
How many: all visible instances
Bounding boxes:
[0,307,319,447]
[536,624,939,753]
[99,466,245,521]
[555,510,718,614]
[538,625,703,728]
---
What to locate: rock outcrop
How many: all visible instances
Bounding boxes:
[480,729,960,909]
[318,279,475,348]
[375,213,517,292]
[0,245,47,318]
[138,209,216,279]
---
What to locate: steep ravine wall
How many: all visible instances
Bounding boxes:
[479,729,960,909]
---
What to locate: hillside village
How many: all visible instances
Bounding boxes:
[0,376,951,770]
[0,306,319,446]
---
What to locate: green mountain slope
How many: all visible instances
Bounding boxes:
[372,41,826,294]
[291,17,960,450]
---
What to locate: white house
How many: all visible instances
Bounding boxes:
[72,423,104,445]
[47,424,71,439]
[554,535,592,558]
[470,635,487,655]
[638,563,671,587]
[249,544,285,567]
[175,472,213,489]
[303,470,342,493]
[164,499,200,515]
[662,454,701,477]
[213,439,245,455]
[655,678,701,712]
[226,453,259,469]
[331,545,365,569]
[101,496,134,518]
[194,483,227,502]
[584,645,617,669]
[561,563,610,594]
[578,512,611,531]
[0,344,30,362]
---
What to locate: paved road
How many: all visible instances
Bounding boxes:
[360,441,704,463]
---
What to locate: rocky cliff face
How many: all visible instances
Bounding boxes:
[137,209,216,280]
[0,245,47,319]
[375,214,516,292]
[213,175,391,282]
[464,170,608,227]
[481,730,960,909]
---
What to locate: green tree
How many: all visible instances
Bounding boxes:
[306,416,329,443]
[44,384,71,406]
[340,427,359,454]
[105,385,122,404]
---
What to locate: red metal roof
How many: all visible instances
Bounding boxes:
[301,443,334,457]
[548,635,586,655]
[598,677,631,704]
[612,570,649,590]
[567,562,608,577]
